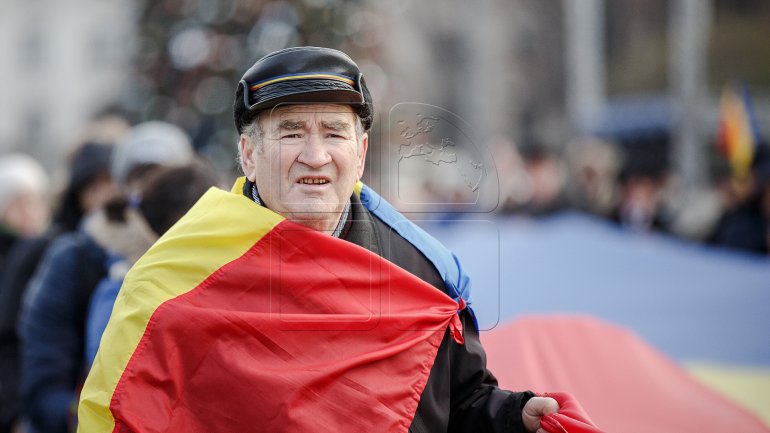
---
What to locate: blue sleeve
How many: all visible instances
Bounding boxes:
[85,277,123,368]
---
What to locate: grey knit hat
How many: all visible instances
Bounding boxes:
[111,121,195,185]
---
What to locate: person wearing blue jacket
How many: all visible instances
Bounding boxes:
[18,122,196,433]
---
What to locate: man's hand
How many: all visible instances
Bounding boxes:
[522,396,560,433]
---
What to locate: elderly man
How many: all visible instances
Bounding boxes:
[79,47,559,433]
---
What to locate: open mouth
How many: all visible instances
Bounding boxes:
[298,177,330,185]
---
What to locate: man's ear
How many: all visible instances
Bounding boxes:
[239,135,257,181]
[357,133,369,180]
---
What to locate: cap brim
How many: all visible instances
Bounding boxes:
[248,79,365,112]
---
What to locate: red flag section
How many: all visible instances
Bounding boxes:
[86,209,461,432]
[110,220,461,432]
[482,315,770,433]
[111,222,457,432]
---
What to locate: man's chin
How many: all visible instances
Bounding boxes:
[289,209,333,219]
[284,205,343,230]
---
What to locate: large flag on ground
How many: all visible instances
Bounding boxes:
[483,315,770,433]
[78,182,465,433]
[426,212,770,427]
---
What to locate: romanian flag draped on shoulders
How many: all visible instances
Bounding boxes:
[78,178,468,433]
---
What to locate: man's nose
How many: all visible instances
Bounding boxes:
[297,133,332,167]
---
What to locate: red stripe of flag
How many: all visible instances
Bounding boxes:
[108,220,461,433]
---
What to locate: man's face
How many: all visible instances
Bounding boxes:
[239,104,368,232]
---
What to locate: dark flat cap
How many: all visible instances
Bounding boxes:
[233,46,373,134]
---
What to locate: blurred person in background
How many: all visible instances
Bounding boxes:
[84,162,220,368]
[108,122,196,196]
[518,145,568,216]
[657,173,725,243]
[563,137,621,219]
[489,136,532,214]
[18,121,195,433]
[611,167,670,233]
[709,143,770,255]
[0,154,49,243]
[710,158,752,220]
[0,114,128,433]
[0,153,48,433]
[0,153,50,290]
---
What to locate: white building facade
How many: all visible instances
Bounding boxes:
[0,0,137,167]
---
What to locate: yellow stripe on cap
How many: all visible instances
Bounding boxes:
[249,73,355,91]
[78,181,284,432]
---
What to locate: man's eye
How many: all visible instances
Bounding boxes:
[326,133,346,139]
[281,133,302,139]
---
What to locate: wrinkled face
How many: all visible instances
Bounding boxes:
[239,104,368,232]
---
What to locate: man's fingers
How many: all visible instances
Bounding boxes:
[522,397,560,433]
[541,396,560,415]
[526,396,560,416]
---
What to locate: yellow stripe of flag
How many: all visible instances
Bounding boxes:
[78,180,283,432]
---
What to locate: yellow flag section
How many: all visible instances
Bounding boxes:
[687,362,770,428]
[78,181,283,432]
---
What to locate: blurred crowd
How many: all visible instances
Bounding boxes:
[486,133,770,255]
[0,115,223,433]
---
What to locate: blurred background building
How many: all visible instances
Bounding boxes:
[0,0,135,162]
[1,0,769,234]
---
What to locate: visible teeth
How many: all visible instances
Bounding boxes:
[300,178,328,184]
